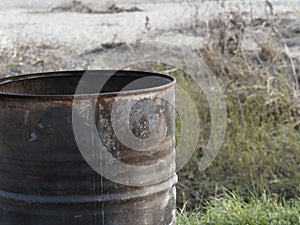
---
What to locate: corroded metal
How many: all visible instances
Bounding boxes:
[0,70,176,225]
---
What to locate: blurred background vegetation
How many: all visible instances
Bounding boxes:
[168,7,300,211]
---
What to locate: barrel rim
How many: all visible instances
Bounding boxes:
[0,70,176,99]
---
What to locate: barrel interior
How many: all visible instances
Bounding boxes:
[0,71,174,96]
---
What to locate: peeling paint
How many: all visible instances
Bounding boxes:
[29,132,37,142]
[24,109,30,125]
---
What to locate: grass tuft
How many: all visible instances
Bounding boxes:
[177,191,300,225]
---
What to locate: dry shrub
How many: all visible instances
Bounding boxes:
[175,10,300,210]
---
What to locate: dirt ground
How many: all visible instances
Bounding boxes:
[0,0,299,83]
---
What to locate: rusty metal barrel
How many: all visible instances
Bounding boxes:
[0,70,176,225]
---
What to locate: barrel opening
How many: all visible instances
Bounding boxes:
[0,71,174,97]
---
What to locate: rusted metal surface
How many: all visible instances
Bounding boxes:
[0,70,176,225]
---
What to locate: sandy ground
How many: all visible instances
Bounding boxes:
[0,0,299,75]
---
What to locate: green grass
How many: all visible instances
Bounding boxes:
[173,58,300,208]
[171,17,300,208]
[141,49,300,210]
[177,191,300,225]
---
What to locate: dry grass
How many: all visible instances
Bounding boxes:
[172,6,300,210]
